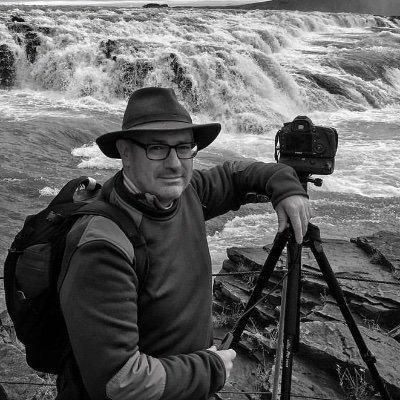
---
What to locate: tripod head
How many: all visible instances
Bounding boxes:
[296,173,323,193]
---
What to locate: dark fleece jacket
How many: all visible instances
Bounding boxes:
[57,161,306,400]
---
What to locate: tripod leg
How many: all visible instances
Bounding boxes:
[308,233,393,400]
[219,229,289,350]
[272,271,288,400]
[280,240,302,400]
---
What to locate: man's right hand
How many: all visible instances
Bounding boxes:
[208,345,236,379]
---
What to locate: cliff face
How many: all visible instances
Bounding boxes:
[226,0,400,15]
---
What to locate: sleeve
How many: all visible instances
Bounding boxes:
[59,219,226,400]
[191,160,308,220]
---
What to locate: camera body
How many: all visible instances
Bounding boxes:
[275,116,338,175]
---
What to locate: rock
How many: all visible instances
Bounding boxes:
[10,16,25,23]
[143,3,169,8]
[167,53,198,108]
[25,32,41,63]
[299,321,400,398]
[37,26,54,36]
[0,311,56,399]
[388,16,400,24]
[99,39,118,60]
[213,232,400,398]
[0,343,53,400]
[351,230,400,275]
[0,310,22,351]
[6,22,33,34]
[0,44,16,88]
[114,58,154,97]
[389,324,400,341]
[221,238,400,329]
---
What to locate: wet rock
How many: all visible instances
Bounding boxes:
[37,26,54,36]
[25,31,41,63]
[99,39,118,60]
[115,58,154,97]
[168,53,198,108]
[6,21,33,34]
[10,16,25,23]
[0,44,16,88]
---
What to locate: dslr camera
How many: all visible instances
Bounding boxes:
[275,116,338,175]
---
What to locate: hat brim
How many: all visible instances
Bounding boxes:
[96,121,221,159]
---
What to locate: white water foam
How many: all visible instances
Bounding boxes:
[208,212,278,270]
[39,186,60,196]
[72,143,121,169]
[2,7,398,119]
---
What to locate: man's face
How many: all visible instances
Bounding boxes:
[121,129,194,206]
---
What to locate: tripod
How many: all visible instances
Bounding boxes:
[218,222,392,400]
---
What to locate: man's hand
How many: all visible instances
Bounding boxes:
[275,195,312,244]
[208,346,236,380]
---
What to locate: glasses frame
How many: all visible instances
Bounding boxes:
[127,138,198,160]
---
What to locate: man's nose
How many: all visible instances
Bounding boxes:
[164,147,181,167]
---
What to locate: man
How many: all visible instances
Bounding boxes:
[57,87,311,400]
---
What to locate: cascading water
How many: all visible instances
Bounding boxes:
[1,5,400,272]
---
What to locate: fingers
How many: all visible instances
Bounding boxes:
[208,346,237,379]
[275,195,312,244]
[218,349,236,379]
[276,204,288,233]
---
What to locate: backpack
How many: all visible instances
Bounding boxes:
[3,176,148,374]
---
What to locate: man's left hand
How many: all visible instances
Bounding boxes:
[275,195,312,244]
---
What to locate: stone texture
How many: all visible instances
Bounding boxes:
[0,310,55,400]
[213,233,400,399]
[389,324,400,341]
[299,321,400,398]
[0,343,52,400]
[0,44,16,88]
[351,230,400,275]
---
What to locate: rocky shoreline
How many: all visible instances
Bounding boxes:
[1,231,399,399]
[212,230,400,399]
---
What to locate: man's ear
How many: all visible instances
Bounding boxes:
[116,139,130,164]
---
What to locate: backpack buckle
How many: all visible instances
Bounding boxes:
[16,290,27,301]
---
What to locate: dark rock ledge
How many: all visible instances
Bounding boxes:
[213,231,400,399]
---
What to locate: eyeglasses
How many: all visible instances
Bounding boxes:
[128,139,198,160]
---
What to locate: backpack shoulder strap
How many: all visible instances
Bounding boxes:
[74,201,149,296]
[49,176,101,206]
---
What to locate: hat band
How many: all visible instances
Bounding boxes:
[123,113,192,130]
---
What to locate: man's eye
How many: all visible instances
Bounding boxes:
[150,145,167,151]
[179,144,192,151]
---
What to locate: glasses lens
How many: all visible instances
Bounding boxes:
[147,144,169,160]
[177,143,197,159]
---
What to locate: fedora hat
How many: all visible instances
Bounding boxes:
[96,87,221,159]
